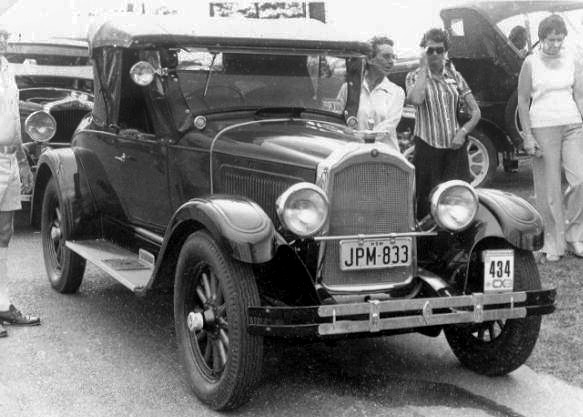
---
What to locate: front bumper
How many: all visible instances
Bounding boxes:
[248,289,555,338]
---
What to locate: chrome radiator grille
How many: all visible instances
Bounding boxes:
[51,109,89,143]
[320,155,415,290]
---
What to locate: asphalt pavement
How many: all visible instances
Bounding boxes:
[2,165,583,416]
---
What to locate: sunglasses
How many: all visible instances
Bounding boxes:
[426,46,445,55]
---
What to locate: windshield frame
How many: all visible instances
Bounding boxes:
[170,46,365,120]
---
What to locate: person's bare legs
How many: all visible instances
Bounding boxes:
[0,211,13,336]
[0,211,39,330]
[0,211,13,311]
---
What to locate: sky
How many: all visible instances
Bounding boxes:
[0,0,462,50]
[0,0,526,55]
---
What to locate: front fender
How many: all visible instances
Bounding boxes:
[164,195,276,264]
[30,148,99,238]
[476,188,543,251]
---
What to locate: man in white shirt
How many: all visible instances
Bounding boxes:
[0,27,39,338]
[336,36,405,149]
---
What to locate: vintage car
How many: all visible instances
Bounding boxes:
[7,39,94,198]
[28,16,556,411]
[391,0,583,187]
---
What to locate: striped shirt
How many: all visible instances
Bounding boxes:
[405,64,471,149]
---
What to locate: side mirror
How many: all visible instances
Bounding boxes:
[130,61,167,87]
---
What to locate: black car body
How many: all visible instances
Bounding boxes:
[8,39,94,199]
[29,16,555,411]
[392,0,583,187]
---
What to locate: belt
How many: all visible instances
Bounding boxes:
[0,145,17,154]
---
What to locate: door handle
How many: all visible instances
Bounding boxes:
[114,152,132,163]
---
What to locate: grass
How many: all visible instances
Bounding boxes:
[492,158,583,387]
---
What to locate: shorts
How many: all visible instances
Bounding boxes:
[0,152,21,212]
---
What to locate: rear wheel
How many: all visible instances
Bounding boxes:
[444,249,542,376]
[402,128,497,188]
[466,128,497,188]
[41,178,86,293]
[174,231,263,410]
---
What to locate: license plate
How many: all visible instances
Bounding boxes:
[339,237,412,271]
[483,249,514,293]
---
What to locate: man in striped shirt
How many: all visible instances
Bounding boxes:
[406,28,481,219]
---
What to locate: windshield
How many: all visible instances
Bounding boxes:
[175,48,355,115]
[497,9,583,57]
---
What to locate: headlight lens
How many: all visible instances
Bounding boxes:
[24,111,57,142]
[430,180,478,231]
[276,183,329,237]
[130,61,156,86]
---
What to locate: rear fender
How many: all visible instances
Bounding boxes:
[30,148,99,238]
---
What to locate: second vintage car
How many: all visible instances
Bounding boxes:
[392,0,583,187]
[7,38,94,200]
[28,16,555,411]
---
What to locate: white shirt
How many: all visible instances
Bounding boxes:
[528,50,582,128]
[337,76,405,149]
[0,56,20,146]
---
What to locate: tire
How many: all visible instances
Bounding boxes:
[41,178,86,293]
[174,231,263,410]
[401,129,497,188]
[466,128,497,188]
[444,249,542,376]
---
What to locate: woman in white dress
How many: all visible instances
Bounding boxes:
[517,14,583,262]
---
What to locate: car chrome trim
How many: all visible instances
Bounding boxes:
[134,226,163,245]
[430,180,479,231]
[314,231,437,242]
[315,142,417,288]
[318,291,527,335]
[320,276,417,294]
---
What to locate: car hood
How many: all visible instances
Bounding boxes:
[441,1,583,24]
[183,119,392,169]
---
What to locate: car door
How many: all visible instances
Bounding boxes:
[111,128,172,229]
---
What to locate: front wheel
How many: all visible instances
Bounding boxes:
[444,249,542,376]
[174,231,263,410]
[41,178,86,293]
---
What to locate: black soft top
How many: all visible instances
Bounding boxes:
[87,15,370,56]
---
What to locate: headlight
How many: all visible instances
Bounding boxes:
[130,61,156,86]
[430,180,478,231]
[276,183,329,237]
[24,111,57,142]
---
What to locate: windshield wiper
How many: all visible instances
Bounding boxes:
[254,106,340,119]
[254,107,306,117]
[202,53,217,97]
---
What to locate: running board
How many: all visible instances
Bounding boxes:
[66,240,154,294]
